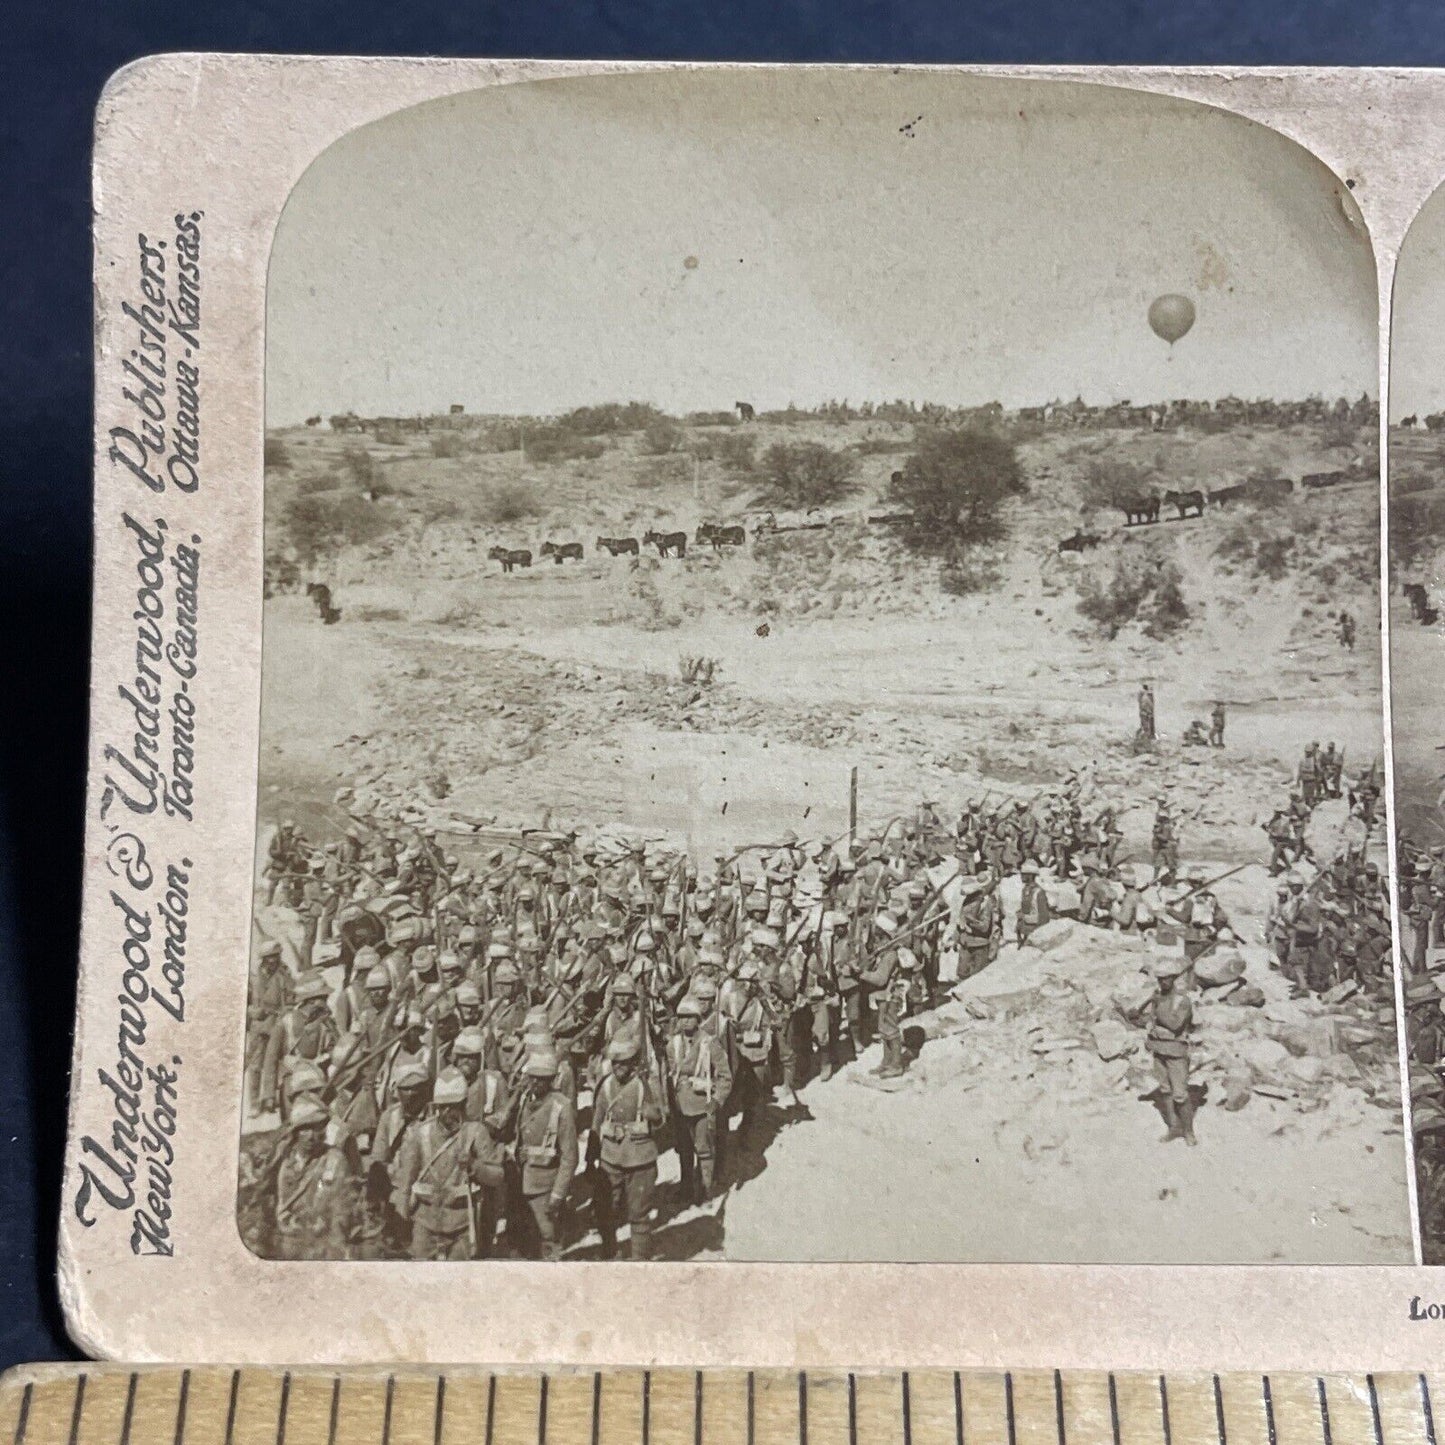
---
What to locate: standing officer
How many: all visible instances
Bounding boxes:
[512,1048,578,1261]
[668,995,732,1204]
[272,1096,355,1259]
[1146,951,1197,1146]
[591,1035,666,1259]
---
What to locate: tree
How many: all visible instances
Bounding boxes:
[887,427,1025,551]
[1079,456,1153,514]
[756,441,857,508]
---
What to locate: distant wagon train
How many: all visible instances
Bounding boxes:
[488,545,533,573]
[643,528,688,558]
[696,522,746,550]
[540,541,585,563]
[595,535,640,556]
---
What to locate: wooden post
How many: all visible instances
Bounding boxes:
[849,766,858,844]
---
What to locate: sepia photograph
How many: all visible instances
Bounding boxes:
[1387,178,1445,1265]
[239,70,1410,1265]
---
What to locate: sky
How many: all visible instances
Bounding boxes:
[266,69,1377,427]
[1391,182,1445,421]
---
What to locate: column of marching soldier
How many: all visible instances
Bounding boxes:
[246,756,1391,1262]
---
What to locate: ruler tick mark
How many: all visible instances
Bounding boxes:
[747,1373,755,1445]
[120,1373,139,1445]
[327,1379,340,1445]
[693,1372,702,1445]
[224,1372,240,1445]
[68,1376,87,1445]
[1054,1371,1065,1445]
[12,1384,31,1445]
[487,1378,497,1445]
[643,1371,651,1445]
[1422,1376,1437,1445]
[902,1372,913,1445]
[953,1372,963,1445]
[435,1378,446,1445]
[382,1378,395,1445]
[1368,1376,1384,1445]
[174,1370,191,1445]
[277,1373,292,1445]
[1108,1376,1121,1445]
[587,1376,598,1445]
[1263,1377,1277,1445]
[1161,1376,1173,1445]
[1318,1379,1333,1445]
[1005,1373,1016,1445]
[797,1373,807,1445]
[1213,1376,1226,1445]
[538,1375,548,1445]
[848,1375,857,1445]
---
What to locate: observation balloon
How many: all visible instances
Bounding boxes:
[1148,293,1195,346]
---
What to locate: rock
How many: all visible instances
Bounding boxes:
[1238,1036,1291,1079]
[1194,948,1246,988]
[1289,1055,1326,1085]
[1322,980,1359,1005]
[1029,919,1077,951]
[1091,1020,1133,1061]
[1276,1018,1341,1058]
[1227,983,1267,1009]
[1221,1075,1253,1111]
[1111,974,1155,1025]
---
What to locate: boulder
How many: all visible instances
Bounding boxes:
[1229,983,1266,1008]
[1276,1018,1341,1059]
[1091,1019,1134,1061]
[1289,1055,1326,1085]
[1111,973,1156,1025]
[1237,1036,1291,1079]
[1193,948,1246,989]
[1220,1075,1253,1112]
[1029,919,1078,951]
[1322,980,1359,1005]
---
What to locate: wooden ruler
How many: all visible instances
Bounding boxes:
[0,1368,1440,1445]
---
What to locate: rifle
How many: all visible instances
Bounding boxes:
[1168,861,1257,905]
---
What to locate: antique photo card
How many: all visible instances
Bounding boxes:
[62,56,1445,1367]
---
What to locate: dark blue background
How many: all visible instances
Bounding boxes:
[2,0,1440,1373]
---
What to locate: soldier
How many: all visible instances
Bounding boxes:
[482,961,529,1076]
[272,1096,356,1259]
[1208,701,1226,748]
[1298,742,1322,808]
[392,1067,491,1260]
[1168,872,1232,964]
[1016,860,1051,945]
[858,915,907,1079]
[1145,951,1196,1146]
[1138,681,1156,740]
[1338,610,1356,650]
[1267,881,1293,978]
[246,941,291,1114]
[591,1035,666,1260]
[667,996,732,1205]
[1288,873,1324,992]
[1263,806,1294,874]
[1321,742,1343,800]
[953,876,995,981]
[511,1048,579,1261]
[259,972,338,1119]
[1151,801,1178,884]
[368,1058,432,1254]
